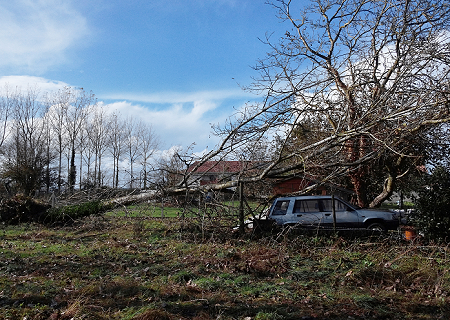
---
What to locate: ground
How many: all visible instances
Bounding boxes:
[0,207,449,319]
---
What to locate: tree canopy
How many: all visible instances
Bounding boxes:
[177,0,450,208]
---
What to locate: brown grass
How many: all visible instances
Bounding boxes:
[1,213,450,319]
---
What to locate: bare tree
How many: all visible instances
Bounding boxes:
[109,113,126,188]
[124,117,143,189]
[42,105,56,193]
[63,87,95,192]
[1,88,49,195]
[138,124,159,189]
[86,105,111,188]
[46,88,69,192]
[155,146,187,190]
[171,0,450,208]
[0,85,13,151]
[77,117,89,189]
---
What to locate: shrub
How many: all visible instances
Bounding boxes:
[412,166,450,241]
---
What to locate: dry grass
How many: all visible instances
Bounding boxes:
[0,212,449,319]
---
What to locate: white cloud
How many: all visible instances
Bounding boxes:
[99,88,257,152]
[0,76,69,95]
[0,0,89,72]
[101,99,225,151]
[102,88,252,104]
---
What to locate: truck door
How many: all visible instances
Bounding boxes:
[321,199,360,228]
[292,199,324,227]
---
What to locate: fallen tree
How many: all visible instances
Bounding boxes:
[163,0,450,208]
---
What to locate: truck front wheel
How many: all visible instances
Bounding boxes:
[367,223,387,233]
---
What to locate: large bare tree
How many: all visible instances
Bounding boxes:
[138,124,159,189]
[0,85,13,151]
[174,0,450,208]
[124,117,143,189]
[63,88,95,192]
[86,105,111,187]
[46,88,69,192]
[109,113,126,188]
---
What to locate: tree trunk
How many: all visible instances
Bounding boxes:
[115,157,119,188]
[130,162,134,189]
[98,155,102,187]
[69,145,76,193]
[79,149,83,190]
[58,140,62,192]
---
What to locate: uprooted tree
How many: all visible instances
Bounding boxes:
[86,0,450,214]
[164,0,450,209]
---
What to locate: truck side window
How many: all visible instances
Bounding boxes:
[294,200,320,213]
[272,200,290,215]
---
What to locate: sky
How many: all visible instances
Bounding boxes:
[0,0,290,153]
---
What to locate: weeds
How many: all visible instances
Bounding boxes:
[1,215,450,319]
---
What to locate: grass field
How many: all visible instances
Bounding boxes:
[0,208,449,319]
[114,200,260,219]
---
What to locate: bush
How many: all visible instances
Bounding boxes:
[412,166,450,242]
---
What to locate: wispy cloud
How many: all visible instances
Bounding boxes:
[0,0,89,73]
[101,88,253,104]
[101,100,226,151]
[100,88,256,151]
[0,76,69,96]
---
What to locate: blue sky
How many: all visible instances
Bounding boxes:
[0,0,289,153]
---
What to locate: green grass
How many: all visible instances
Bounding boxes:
[107,200,266,226]
[1,212,450,319]
[110,202,183,218]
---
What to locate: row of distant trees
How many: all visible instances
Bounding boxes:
[2,0,450,214]
[0,86,160,195]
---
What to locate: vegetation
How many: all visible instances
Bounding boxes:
[0,195,50,224]
[0,86,159,196]
[44,200,105,224]
[0,211,449,319]
[412,166,450,242]
[0,196,105,225]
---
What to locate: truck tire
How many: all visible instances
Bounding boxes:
[367,223,387,233]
